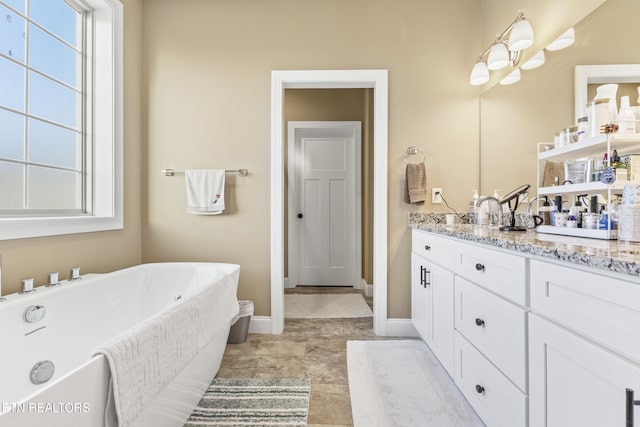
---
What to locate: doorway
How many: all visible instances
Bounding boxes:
[270,69,388,335]
[287,121,362,288]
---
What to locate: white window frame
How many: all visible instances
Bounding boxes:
[0,0,123,240]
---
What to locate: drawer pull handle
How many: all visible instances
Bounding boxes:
[475,318,485,327]
[475,385,485,394]
[475,263,485,272]
[626,388,640,426]
[424,245,431,251]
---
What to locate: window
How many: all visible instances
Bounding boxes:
[0,0,123,240]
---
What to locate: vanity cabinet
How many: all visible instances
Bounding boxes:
[411,230,528,425]
[529,259,640,427]
[412,227,640,426]
[411,230,455,376]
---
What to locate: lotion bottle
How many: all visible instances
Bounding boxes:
[618,96,636,133]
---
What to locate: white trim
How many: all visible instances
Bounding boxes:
[0,0,124,240]
[248,316,272,334]
[385,318,419,337]
[362,279,373,297]
[249,316,415,337]
[575,64,640,121]
[271,69,388,335]
[287,121,362,289]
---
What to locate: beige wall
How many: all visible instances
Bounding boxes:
[283,89,374,284]
[0,0,143,295]
[141,0,482,318]
[481,0,640,196]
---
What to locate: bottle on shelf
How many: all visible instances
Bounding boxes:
[618,96,636,133]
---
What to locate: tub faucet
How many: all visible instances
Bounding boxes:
[477,196,503,226]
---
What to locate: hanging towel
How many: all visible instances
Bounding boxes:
[405,162,427,204]
[185,169,226,215]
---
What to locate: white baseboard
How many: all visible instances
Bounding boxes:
[248,316,272,334]
[248,315,417,338]
[283,277,295,289]
[362,279,373,298]
[385,318,419,337]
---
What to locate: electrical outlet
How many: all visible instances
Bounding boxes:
[432,188,442,204]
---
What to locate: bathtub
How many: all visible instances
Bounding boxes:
[0,262,240,427]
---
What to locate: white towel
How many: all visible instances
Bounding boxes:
[95,274,240,427]
[185,169,225,215]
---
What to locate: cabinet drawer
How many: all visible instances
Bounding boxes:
[530,259,640,364]
[412,230,454,270]
[454,332,528,427]
[455,241,527,305]
[455,276,527,391]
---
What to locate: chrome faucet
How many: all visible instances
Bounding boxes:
[0,254,5,302]
[477,196,503,226]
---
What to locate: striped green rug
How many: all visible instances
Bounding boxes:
[184,378,311,426]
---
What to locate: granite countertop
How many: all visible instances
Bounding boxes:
[409,213,640,278]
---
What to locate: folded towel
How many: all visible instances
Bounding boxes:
[185,169,225,215]
[404,163,427,204]
[95,274,240,427]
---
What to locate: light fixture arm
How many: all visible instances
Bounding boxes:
[475,10,526,66]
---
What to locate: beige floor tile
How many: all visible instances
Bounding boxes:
[252,355,308,379]
[308,383,353,425]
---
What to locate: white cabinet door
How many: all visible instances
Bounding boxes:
[529,314,640,427]
[411,252,455,376]
[411,252,433,343]
[431,261,455,375]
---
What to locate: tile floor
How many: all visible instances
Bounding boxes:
[216,288,404,427]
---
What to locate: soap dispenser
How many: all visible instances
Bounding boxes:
[468,190,479,224]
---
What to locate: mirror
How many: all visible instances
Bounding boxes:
[480,0,640,200]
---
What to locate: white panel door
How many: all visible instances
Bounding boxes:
[288,122,361,287]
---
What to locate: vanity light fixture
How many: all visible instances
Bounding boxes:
[520,50,545,70]
[546,28,575,51]
[469,10,534,86]
[500,68,521,85]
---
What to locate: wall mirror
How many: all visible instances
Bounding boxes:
[479,0,640,202]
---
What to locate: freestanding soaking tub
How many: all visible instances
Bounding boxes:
[0,262,240,427]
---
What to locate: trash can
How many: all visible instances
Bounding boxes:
[227,300,254,344]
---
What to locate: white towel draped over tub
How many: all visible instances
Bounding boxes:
[94,275,239,427]
[185,169,226,215]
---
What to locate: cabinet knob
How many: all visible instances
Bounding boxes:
[424,245,431,251]
[475,384,485,394]
[475,318,485,327]
[297,213,303,219]
[475,263,485,272]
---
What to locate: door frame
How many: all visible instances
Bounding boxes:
[271,69,388,335]
[287,121,362,289]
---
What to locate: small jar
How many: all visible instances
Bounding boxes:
[577,116,588,142]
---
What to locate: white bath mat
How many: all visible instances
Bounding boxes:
[347,340,484,427]
[284,293,373,318]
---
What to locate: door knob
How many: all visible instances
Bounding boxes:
[297,213,303,219]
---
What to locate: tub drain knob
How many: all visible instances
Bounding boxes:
[30,360,55,385]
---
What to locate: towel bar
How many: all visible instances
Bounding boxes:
[161,168,248,177]
[404,147,425,164]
